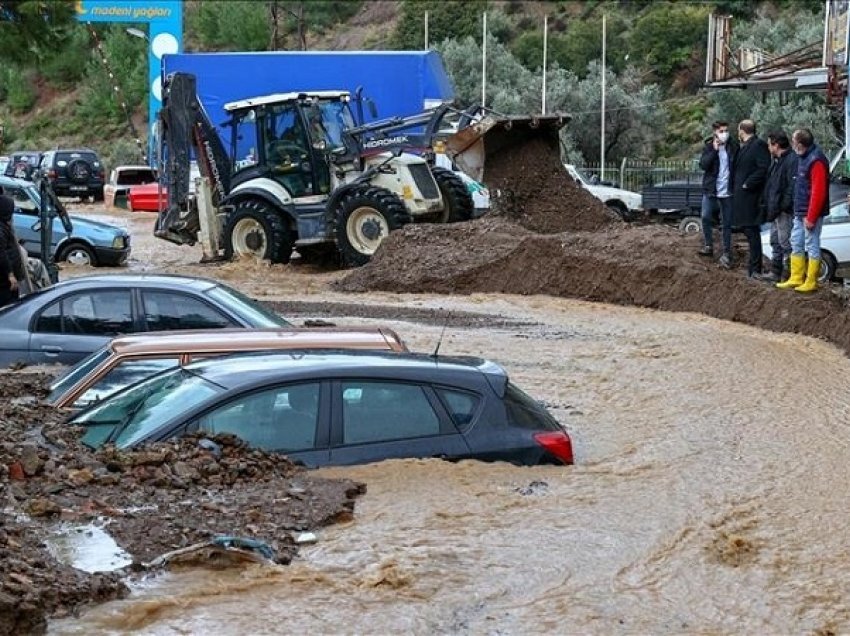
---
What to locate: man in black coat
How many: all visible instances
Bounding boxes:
[727,119,771,276]
[762,130,798,282]
[0,195,21,307]
[697,121,736,258]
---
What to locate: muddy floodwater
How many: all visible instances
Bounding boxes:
[50,207,850,633]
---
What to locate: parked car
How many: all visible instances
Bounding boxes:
[0,156,9,175]
[4,151,43,181]
[565,164,643,219]
[38,149,106,201]
[1,175,130,267]
[762,198,850,282]
[69,350,574,468]
[0,274,291,367]
[48,327,409,410]
[104,165,158,209]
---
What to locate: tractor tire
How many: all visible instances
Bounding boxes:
[224,199,292,263]
[335,185,410,267]
[431,166,474,223]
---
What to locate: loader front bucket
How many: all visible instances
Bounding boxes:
[444,113,569,183]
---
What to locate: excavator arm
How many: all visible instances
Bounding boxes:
[155,72,232,246]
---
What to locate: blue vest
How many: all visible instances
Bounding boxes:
[794,144,830,218]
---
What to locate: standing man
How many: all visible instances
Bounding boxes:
[730,119,771,275]
[0,195,20,307]
[763,130,797,282]
[698,121,735,258]
[777,128,830,293]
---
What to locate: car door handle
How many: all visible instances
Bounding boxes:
[41,345,63,356]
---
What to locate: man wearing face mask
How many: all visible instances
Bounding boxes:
[698,121,736,258]
[776,128,830,293]
[0,194,21,307]
[730,119,771,276]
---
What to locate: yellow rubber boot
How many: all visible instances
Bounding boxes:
[776,254,806,289]
[794,258,821,293]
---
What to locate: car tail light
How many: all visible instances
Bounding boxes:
[48,170,57,179]
[533,430,573,464]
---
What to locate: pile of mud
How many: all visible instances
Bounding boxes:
[485,137,619,233]
[0,371,364,634]
[337,219,850,355]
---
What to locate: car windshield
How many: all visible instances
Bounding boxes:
[116,169,157,185]
[48,347,112,402]
[206,284,291,327]
[311,100,356,150]
[72,368,224,449]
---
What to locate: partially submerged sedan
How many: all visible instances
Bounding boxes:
[49,327,408,410]
[70,351,574,467]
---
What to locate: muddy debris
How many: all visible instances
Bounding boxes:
[0,371,365,634]
[336,140,850,356]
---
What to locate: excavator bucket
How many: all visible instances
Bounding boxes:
[444,113,569,183]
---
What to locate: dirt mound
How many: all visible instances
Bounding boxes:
[337,220,850,355]
[485,136,618,233]
[0,371,365,634]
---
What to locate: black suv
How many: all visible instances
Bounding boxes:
[39,149,105,201]
[4,151,43,181]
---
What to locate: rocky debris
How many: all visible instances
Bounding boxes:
[0,371,365,634]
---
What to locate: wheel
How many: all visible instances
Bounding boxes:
[57,242,97,267]
[431,166,474,223]
[820,251,837,283]
[678,216,702,235]
[224,199,292,263]
[334,185,411,267]
[606,200,630,221]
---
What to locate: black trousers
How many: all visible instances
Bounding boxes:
[741,225,763,275]
[0,285,18,308]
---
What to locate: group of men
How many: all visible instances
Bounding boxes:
[699,120,830,292]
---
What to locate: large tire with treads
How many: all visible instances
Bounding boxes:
[224,199,292,263]
[334,185,411,267]
[431,166,474,223]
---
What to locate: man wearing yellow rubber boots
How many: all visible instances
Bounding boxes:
[776,128,829,293]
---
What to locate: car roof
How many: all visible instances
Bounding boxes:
[54,148,97,154]
[0,175,35,188]
[107,327,405,355]
[48,273,221,291]
[114,165,156,171]
[187,350,505,391]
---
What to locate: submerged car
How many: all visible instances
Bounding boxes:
[0,274,291,367]
[70,351,574,468]
[104,165,158,209]
[1,175,130,266]
[48,327,408,410]
[762,198,850,282]
[565,164,642,218]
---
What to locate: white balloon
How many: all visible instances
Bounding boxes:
[151,32,179,60]
[152,76,162,102]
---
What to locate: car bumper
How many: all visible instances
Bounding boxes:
[93,245,130,266]
[53,184,104,197]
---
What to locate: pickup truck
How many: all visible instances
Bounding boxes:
[104,165,158,209]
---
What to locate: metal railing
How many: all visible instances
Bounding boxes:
[576,159,702,193]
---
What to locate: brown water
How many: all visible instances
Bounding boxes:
[48,205,850,634]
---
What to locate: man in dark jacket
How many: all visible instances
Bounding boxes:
[777,128,830,293]
[762,130,798,282]
[698,120,736,258]
[729,119,771,276]
[0,195,21,307]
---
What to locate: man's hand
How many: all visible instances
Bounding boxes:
[712,138,720,151]
[804,218,815,231]
[8,275,18,292]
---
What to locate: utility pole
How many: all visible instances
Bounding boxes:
[600,13,607,181]
[482,12,487,108]
[542,15,548,113]
[424,11,429,49]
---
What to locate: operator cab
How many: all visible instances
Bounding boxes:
[223,91,357,198]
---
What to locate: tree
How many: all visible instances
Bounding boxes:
[627,2,710,82]
[0,0,76,64]
[393,0,487,49]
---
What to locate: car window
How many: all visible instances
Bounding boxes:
[435,387,480,428]
[7,187,36,212]
[116,169,157,185]
[196,382,320,451]
[142,291,235,331]
[206,285,291,327]
[48,347,112,402]
[341,381,440,444]
[73,357,181,409]
[827,201,850,224]
[503,383,561,431]
[35,291,134,335]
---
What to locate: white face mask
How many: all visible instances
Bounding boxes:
[716,131,729,143]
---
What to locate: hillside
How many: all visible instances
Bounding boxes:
[0,0,831,170]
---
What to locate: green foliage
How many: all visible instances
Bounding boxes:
[732,5,823,54]
[3,67,37,113]
[627,2,710,80]
[0,0,76,64]
[101,139,145,171]
[394,0,487,49]
[189,1,270,51]
[40,24,90,88]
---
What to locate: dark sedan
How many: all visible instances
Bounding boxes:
[0,274,290,367]
[70,351,574,468]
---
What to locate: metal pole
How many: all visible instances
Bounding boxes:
[600,14,606,181]
[542,15,548,113]
[425,11,429,50]
[482,12,487,108]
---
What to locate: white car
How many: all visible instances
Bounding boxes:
[565,164,643,218]
[762,199,850,282]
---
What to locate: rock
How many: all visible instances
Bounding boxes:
[26,498,61,518]
[19,444,43,477]
[294,532,318,544]
[8,461,25,481]
[67,468,95,486]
